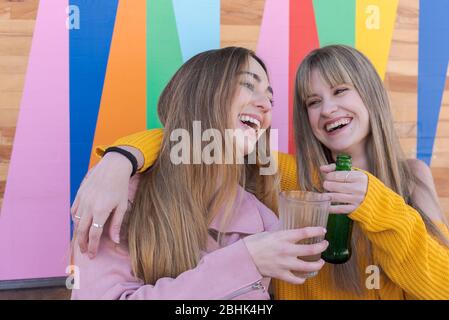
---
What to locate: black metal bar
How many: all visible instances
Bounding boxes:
[0,277,67,291]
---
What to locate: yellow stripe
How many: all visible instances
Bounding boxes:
[355,0,399,80]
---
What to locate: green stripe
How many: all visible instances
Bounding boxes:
[147,0,183,129]
[313,0,355,47]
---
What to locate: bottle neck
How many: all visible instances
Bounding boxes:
[336,163,352,171]
[336,156,352,171]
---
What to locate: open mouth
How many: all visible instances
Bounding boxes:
[325,117,352,133]
[239,114,261,132]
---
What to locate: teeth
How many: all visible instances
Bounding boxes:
[239,115,261,130]
[326,118,351,132]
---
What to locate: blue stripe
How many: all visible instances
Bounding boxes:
[172,0,220,62]
[418,0,449,164]
[69,0,119,236]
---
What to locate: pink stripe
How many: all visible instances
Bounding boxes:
[0,1,70,280]
[256,0,289,153]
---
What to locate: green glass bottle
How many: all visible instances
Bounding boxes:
[322,154,354,264]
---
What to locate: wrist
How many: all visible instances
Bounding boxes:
[116,146,144,170]
[103,146,140,176]
[103,151,134,176]
[243,236,264,275]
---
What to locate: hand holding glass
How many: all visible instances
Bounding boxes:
[279,191,330,278]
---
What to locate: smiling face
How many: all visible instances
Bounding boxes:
[305,69,370,157]
[231,56,273,156]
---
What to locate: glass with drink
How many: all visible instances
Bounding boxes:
[279,191,330,278]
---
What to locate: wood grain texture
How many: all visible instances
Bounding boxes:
[0,0,37,211]
[384,0,418,161]
[220,0,265,50]
[0,0,39,20]
[434,81,449,171]
[431,167,449,219]
[221,0,265,25]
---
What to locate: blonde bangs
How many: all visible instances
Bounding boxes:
[297,51,354,106]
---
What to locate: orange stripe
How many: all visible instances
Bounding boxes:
[89,0,147,168]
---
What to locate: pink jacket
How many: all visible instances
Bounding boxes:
[71,175,279,300]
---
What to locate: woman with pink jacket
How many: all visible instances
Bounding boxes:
[70,47,328,300]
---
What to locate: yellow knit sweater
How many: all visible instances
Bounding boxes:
[97,129,449,300]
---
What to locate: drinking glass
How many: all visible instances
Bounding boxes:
[279,191,331,278]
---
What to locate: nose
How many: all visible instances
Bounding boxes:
[320,98,338,117]
[252,92,272,113]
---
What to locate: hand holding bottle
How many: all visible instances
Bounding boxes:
[320,154,368,264]
[320,163,368,214]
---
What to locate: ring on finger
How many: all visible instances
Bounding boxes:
[344,171,351,183]
[92,222,104,229]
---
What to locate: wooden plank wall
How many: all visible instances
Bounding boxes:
[0,0,447,216]
[221,0,264,50]
[0,0,38,212]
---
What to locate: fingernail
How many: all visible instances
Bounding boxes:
[88,253,94,259]
[323,228,327,234]
[113,235,120,244]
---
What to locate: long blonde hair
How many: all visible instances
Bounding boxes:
[126,47,279,284]
[293,45,449,294]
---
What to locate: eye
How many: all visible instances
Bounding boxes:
[334,88,348,95]
[240,81,255,91]
[307,100,320,108]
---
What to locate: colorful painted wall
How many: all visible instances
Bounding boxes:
[0,0,448,282]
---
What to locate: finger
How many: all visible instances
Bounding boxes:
[87,219,107,259]
[324,192,357,204]
[70,170,92,220]
[76,209,92,254]
[71,197,81,229]
[289,258,326,273]
[320,164,336,174]
[323,180,357,194]
[71,211,81,230]
[325,170,359,183]
[108,200,128,244]
[280,271,306,285]
[329,204,357,214]
[294,240,329,257]
[282,227,327,242]
[70,193,80,219]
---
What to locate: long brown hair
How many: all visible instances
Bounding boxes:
[126,47,279,284]
[293,45,449,294]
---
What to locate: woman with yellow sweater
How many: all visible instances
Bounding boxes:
[71,45,449,299]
